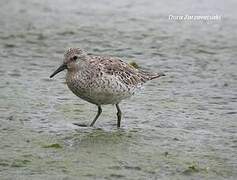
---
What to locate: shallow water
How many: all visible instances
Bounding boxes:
[0,0,237,179]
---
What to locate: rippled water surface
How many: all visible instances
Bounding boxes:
[0,0,237,179]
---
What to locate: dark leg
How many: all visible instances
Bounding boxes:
[116,104,122,128]
[90,105,102,127]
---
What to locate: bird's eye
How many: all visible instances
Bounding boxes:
[72,56,78,61]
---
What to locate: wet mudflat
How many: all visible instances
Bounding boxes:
[0,0,237,179]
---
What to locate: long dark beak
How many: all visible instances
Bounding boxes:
[50,64,67,78]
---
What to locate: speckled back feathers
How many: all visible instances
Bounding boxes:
[88,55,162,87]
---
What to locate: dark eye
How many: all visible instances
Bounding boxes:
[72,56,78,61]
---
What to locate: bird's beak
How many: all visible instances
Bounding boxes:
[50,64,67,78]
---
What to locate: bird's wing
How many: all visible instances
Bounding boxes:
[90,56,152,86]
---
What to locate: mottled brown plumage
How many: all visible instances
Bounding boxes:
[50,48,165,127]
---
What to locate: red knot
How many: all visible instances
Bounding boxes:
[50,48,165,127]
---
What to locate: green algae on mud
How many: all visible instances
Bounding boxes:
[42,143,62,149]
[129,61,140,69]
[10,159,31,168]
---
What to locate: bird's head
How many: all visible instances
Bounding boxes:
[50,48,87,78]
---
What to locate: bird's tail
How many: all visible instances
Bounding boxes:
[149,72,166,80]
[139,69,165,81]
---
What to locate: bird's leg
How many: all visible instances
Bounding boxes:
[90,105,102,127]
[116,104,122,128]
